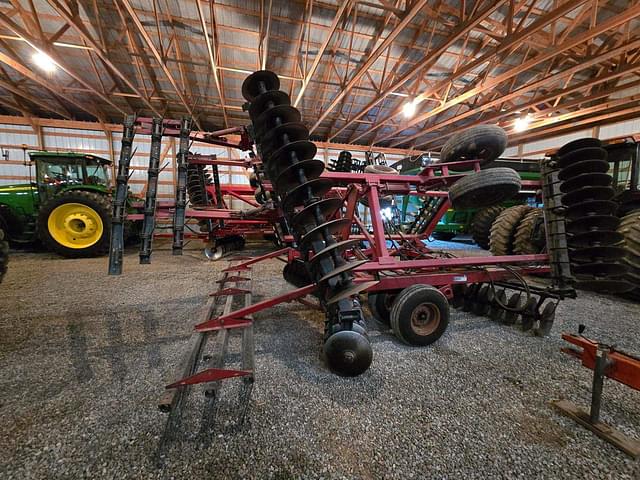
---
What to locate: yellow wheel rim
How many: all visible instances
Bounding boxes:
[48,203,104,249]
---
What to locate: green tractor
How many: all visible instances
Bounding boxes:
[0,152,112,257]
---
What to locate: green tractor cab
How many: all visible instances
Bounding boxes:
[0,152,112,257]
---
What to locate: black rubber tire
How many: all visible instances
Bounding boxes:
[187,164,213,206]
[37,191,111,258]
[364,164,398,175]
[0,227,8,284]
[617,209,640,300]
[471,206,505,250]
[439,125,508,170]
[490,205,532,256]
[390,284,449,346]
[432,231,456,241]
[448,168,521,210]
[513,208,545,255]
[368,292,397,326]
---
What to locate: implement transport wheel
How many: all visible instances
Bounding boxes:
[390,284,449,346]
[448,168,521,209]
[439,124,508,170]
[471,205,505,249]
[38,191,111,258]
[368,291,397,326]
[490,205,532,256]
[0,227,7,283]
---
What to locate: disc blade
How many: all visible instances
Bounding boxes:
[260,122,310,157]
[281,178,334,212]
[242,70,279,101]
[291,197,345,231]
[254,104,301,139]
[562,186,614,206]
[566,215,620,234]
[326,280,379,304]
[309,238,361,271]
[249,90,290,119]
[558,146,607,168]
[571,245,627,263]
[575,278,635,293]
[557,138,601,157]
[560,172,612,193]
[558,159,609,181]
[267,140,318,173]
[572,262,628,277]
[568,230,624,248]
[298,218,352,253]
[565,200,617,220]
[275,159,325,192]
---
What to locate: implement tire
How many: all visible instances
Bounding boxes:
[490,205,531,256]
[38,190,111,258]
[0,227,7,283]
[439,125,508,170]
[448,168,521,209]
[390,284,449,346]
[471,206,505,250]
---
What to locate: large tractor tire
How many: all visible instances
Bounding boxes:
[514,207,546,254]
[0,227,8,283]
[490,205,532,256]
[439,125,508,171]
[448,167,521,209]
[38,191,111,258]
[471,206,505,249]
[617,210,640,300]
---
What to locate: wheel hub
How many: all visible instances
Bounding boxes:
[411,303,440,336]
[63,213,97,238]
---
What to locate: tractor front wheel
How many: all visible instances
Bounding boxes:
[38,191,111,258]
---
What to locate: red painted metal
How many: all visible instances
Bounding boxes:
[561,334,640,391]
[225,247,292,271]
[195,317,253,331]
[196,284,317,332]
[166,368,251,388]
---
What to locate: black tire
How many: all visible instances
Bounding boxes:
[439,125,508,170]
[448,168,521,209]
[471,206,505,249]
[513,208,546,254]
[432,231,456,241]
[490,205,532,256]
[390,284,449,346]
[37,191,111,258]
[0,227,8,284]
[617,209,640,300]
[368,292,397,326]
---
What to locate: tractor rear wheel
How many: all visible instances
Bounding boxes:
[0,227,8,283]
[490,205,531,256]
[617,209,640,300]
[38,191,111,258]
[471,205,505,249]
[390,284,449,346]
[514,208,546,254]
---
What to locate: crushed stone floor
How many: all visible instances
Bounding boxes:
[1,241,639,479]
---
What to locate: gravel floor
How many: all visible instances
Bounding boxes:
[1,242,639,479]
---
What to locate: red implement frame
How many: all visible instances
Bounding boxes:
[552,333,640,458]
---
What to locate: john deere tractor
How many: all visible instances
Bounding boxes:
[0,152,112,257]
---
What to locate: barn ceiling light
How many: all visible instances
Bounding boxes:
[514,114,532,133]
[32,50,57,73]
[402,99,418,118]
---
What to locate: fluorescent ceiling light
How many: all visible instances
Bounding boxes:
[402,99,417,118]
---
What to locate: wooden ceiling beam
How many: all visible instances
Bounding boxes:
[327,0,507,141]
[383,3,640,147]
[119,0,202,129]
[309,0,432,133]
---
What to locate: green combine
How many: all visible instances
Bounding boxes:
[0,152,112,257]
